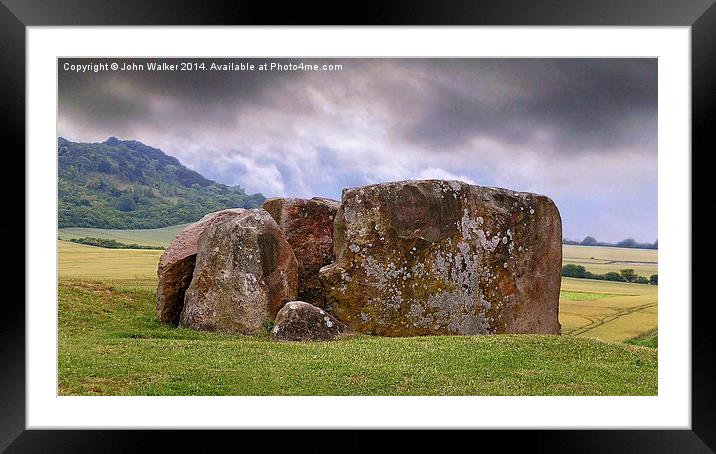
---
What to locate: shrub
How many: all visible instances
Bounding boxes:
[562,264,588,278]
[68,237,164,250]
[620,269,638,283]
[603,272,626,282]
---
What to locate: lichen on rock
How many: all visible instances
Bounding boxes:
[272,301,351,341]
[319,179,562,336]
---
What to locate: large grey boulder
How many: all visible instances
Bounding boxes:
[156,208,245,325]
[319,180,562,336]
[179,209,298,334]
[272,301,351,341]
[263,197,340,308]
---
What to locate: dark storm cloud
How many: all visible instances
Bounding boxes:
[60,58,656,155]
[392,59,656,152]
[57,57,657,242]
[59,58,318,132]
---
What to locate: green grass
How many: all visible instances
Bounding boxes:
[625,330,658,349]
[58,279,658,396]
[559,290,624,301]
[59,224,187,247]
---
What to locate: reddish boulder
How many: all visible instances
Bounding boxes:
[156,208,245,325]
[272,301,351,341]
[263,197,340,308]
[319,180,562,336]
[179,209,298,334]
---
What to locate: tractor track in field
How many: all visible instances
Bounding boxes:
[564,301,658,337]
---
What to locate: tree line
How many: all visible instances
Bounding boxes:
[68,237,165,250]
[562,264,657,285]
[562,236,657,250]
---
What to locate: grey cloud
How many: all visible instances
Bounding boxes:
[59,58,656,155]
[388,59,657,153]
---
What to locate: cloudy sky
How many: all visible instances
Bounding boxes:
[58,58,657,243]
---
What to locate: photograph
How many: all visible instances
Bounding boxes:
[8,0,707,445]
[56,57,659,396]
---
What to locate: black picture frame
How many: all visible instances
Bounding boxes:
[5,0,708,451]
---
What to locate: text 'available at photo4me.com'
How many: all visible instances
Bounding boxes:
[61,59,345,74]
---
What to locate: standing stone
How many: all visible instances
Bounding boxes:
[319,180,562,336]
[180,209,298,334]
[272,301,351,341]
[263,197,340,309]
[156,208,245,326]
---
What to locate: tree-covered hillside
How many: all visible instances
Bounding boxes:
[58,137,265,229]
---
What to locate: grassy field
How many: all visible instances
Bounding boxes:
[57,234,658,396]
[559,278,657,342]
[625,330,658,348]
[59,224,187,247]
[58,240,162,290]
[58,280,656,396]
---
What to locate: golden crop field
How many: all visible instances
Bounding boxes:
[562,244,658,277]
[559,277,657,342]
[58,240,658,343]
[58,240,163,289]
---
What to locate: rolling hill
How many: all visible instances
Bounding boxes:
[58,137,265,229]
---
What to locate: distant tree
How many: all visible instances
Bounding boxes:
[97,159,113,173]
[616,238,638,248]
[650,274,658,285]
[635,276,649,284]
[581,236,598,246]
[69,237,164,250]
[89,178,109,191]
[603,272,626,282]
[562,264,588,278]
[620,269,638,283]
[116,193,136,212]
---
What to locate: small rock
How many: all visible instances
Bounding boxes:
[272,301,351,341]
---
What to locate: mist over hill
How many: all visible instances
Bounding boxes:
[58,137,265,229]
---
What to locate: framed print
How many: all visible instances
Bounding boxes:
[7,0,710,450]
